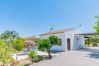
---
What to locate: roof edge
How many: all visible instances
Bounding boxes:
[39,28,75,36]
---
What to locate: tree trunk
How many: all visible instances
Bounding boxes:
[48,50,52,59]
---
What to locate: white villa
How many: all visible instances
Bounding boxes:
[40,28,86,52]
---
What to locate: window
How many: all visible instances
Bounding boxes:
[58,38,62,46]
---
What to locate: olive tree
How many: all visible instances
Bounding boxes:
[38,35,59,58]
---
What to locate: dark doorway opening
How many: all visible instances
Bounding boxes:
[67,38,71,50]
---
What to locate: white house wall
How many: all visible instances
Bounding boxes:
[73,35,85,50]
[40,29,82,51]
[78,35,85,48]
[40,33,65,51]
[65,29,80,51]
[74,35,85,49]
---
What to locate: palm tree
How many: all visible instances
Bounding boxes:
[0,30,19,48]
[0,33,8,44]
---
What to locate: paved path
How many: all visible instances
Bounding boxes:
[31,48,99,66]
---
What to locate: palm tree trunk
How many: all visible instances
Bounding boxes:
[9,39,13,48]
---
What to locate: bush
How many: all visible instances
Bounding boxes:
[28,50,38,61]
[0,43,16,65]
[28,50,44,62]
[36,56,44,62]
[19,64,24,66]
[13,39,24,51]
[13,43,24,51]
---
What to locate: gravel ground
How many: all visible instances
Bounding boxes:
[30,48,99,66]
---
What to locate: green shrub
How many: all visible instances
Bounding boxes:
[13,43,24,51]
[19,64,24,66]
[0,43,16,65]
[28,50,44,62]
[36,56,44,62]
[13,39,24,51]
[28,50,38,60]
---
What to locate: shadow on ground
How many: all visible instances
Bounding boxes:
[78,48,99,59]
[89,52,99,59]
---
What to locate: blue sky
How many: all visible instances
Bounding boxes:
[0,0,99,37]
